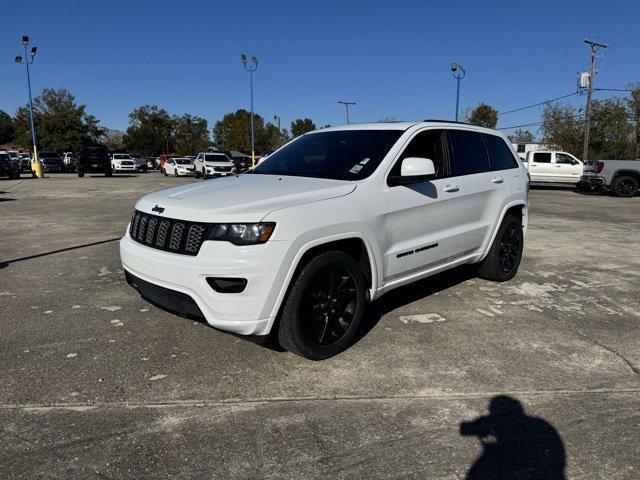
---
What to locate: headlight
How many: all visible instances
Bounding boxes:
[209,223,275,245]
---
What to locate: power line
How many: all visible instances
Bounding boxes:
[497,121,543,131]
[498,91,579,116]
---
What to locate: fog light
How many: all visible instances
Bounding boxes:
[206,277,247,293]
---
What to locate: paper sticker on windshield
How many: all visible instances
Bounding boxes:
[349,165,364,174]
[360,158,370,165]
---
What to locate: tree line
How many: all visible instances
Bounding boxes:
[0,88,318,156]
[462,84,640,159]
[2,86,639,159]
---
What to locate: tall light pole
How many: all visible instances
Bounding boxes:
[273,115,281,132]
[338,100,356,124]
[15,35,42,178]
[241,54,258,165]
[581,38,607,162]
[451,63,466,122]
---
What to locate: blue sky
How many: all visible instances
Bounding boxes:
[2,0,639,137]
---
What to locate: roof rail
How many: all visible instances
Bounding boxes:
[422,119,471,125]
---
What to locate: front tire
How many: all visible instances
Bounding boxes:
[611,175,638,197]
[277,251,366,360]
[202,167,207,179]
[174,169,179,177]
[163,169,168,177]
[477,214,524,282]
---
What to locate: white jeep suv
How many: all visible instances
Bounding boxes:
[193,152,236,179]
[120,122,528,359]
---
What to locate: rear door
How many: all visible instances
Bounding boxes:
[448,129,511,256]
[528,152,554,181]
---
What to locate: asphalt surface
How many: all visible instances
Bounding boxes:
[1,173,639,479]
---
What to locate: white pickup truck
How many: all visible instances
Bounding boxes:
[581,159,640,197]
[521,150,584,184]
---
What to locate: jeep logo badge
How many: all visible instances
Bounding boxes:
[152,205,165,214]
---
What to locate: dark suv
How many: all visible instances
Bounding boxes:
[38,151,64,173]
[0,152,21,179]
[77,147,112,177]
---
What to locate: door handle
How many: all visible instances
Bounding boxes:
[491,177,504,184]
[443,184,460,193]
[554,165,562,168]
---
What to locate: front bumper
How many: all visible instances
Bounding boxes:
[120,233,291,335]
[114,166,137,172]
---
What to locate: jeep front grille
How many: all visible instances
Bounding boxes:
[129,210,210,256]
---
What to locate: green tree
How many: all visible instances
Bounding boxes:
[0,110,15,144]
[213,109,265,153]
[101,128,125,151]
[508,129,535,143]
[12,88,103,151]
[290,118,316,137]
[259,123,290,151]
[626,84,640,158]
[540,104,583,156]
[173,114,210,155]
[589,98,636,160]
[466,103,498,128]
[123,105,175,156]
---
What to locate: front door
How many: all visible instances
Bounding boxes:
[384,129,466,282]
[553,152,583,182]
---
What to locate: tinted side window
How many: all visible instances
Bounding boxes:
[555,153,575,165]
[390,129,448,179]
[483,134,518,171]
[533,152,551,163]
[449,130,490,175]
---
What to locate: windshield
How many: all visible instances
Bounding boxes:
[250,130,403,180]
[205,154,230,162]
[176,159,192,165]
[113,154,131,159]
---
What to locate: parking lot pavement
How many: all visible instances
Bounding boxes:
[1,174,639,479]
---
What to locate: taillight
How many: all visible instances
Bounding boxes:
[595,161,604,173]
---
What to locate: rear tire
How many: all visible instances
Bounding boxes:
[611,175,638,197]
[477,214,524,282]
[78,171,84,177]
[163,169,168,177]
[105,169,112,177]
[277,251,366,360]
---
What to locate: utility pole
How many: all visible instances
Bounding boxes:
[338,100,356,124]
[241,54,258,166]
[273,115,281,132]
[581,38,607,162]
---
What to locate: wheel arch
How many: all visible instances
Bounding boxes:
[263,232,380,336]
[612,169,640,183]
[478,201,527,262]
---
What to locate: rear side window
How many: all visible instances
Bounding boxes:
[449,130,490,176]
[533,152,551,163]
[483,134,518,171]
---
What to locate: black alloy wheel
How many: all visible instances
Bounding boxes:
[498,223,522,275]
[300,265,358,347]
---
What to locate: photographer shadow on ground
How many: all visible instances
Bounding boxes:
[460,395,566,480]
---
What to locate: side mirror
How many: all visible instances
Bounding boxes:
[389,157,436,186]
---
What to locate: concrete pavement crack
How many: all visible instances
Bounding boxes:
[2,387,639,412]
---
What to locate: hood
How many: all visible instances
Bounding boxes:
[136,174,356,222]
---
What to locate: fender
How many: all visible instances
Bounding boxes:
[261,231,381,335]
[477,200,528,262]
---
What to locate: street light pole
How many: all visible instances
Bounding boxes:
[338,100,356,124]
[451,63,466,122]
[241,54,258,166]
[15,35,42,178]
[273,115,281,132]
